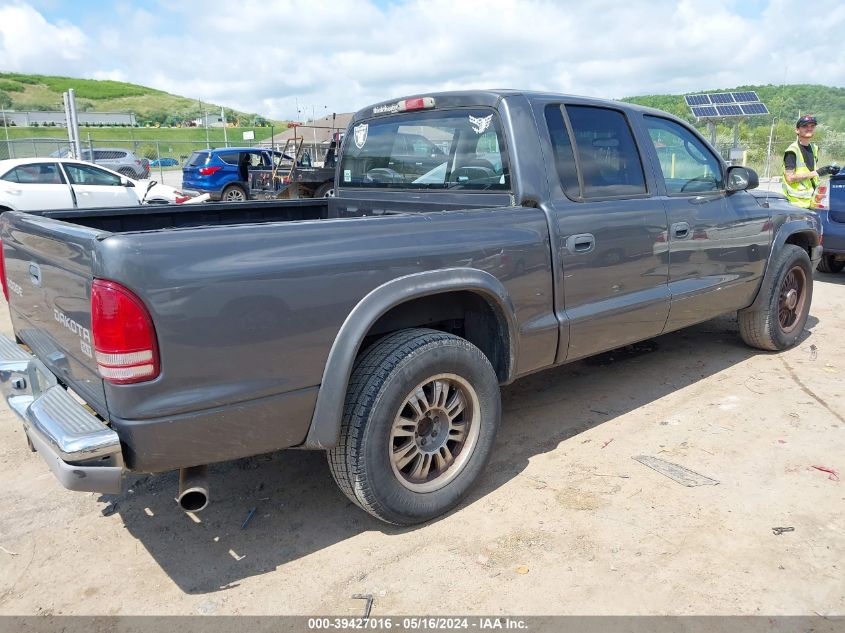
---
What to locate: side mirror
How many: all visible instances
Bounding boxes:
[120,177,135,188]
[726,166,759,192]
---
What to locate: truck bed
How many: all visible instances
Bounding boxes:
[35,197,499,234]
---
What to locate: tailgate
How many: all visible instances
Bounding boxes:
[829,174,845,223]
[1,212,108,416]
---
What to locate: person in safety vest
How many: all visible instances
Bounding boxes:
[783,114,839,208]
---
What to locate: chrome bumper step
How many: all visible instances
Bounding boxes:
[0,334,124,493]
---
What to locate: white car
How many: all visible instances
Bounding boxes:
[0,157,207,213]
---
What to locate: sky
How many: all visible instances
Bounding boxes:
[1,0,844,120]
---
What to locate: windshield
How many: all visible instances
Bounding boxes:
[339,108,510,191]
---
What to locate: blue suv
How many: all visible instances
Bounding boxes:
[182,147,294,201]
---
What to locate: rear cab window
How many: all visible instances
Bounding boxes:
[544,104,648,200]
[340,108,511,191]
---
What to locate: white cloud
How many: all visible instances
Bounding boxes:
[1,0,844,119]
[0,2,88,72]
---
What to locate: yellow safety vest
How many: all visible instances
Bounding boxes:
[782,140,819,208]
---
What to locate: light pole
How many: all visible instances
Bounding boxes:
[1,103,11,159]
[198,98,209,149]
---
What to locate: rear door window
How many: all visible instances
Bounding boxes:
[545,105,647,200]
[217,152,241,165]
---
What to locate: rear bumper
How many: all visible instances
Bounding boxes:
[181,183,222,201]
[0,334,124,494]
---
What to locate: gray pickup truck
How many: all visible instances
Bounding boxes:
[0,90,821,526]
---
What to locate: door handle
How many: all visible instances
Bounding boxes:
[7,189,21,195]
[671,222,690,239]
[566,233,595,254]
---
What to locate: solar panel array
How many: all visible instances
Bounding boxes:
[684,91,768,118]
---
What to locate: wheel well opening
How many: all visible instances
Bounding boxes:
[363,291,511,382]
[785,231,815,256]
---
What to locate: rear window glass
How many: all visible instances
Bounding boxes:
[339,108,510,191]
[187,151,210,167]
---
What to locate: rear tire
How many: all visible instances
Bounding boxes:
[118,168,134,177]
[221,184,247,202]
[313,182,335,198]
[327,328,501,525]
[817,254,845,274]
[738,244,813,351]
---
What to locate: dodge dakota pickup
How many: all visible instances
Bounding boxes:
[0,90,822,525]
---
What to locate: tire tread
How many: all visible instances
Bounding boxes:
[738,244,812,351]
[327,328,486,524]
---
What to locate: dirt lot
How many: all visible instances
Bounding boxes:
[0,274,843,617]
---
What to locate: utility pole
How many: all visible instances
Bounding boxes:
[199,98,209,149]
[63,89,81,159]
[1,103,11,159]
[221,106,228,147]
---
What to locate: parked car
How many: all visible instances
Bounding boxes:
[0,157,205,211]
[149,157,180,168]
[813,166,845,273]
[50,147,150,179]
[182,146,334,201]
[0,90,820,527]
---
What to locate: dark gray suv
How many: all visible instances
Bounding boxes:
[51,147,150,179]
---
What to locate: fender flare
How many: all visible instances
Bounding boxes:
[746,219,820,312]
[302,268,519,449]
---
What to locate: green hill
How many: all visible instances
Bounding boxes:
[622,84,845,130]
[622,84,845,171]
[0,71,277,127]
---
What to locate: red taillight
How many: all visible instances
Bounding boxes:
[398,97,435,112]
[91,280,159,385]
[813,184,829,209]
[198,166,222,176]
[0,239,8,301]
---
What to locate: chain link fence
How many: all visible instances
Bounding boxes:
[0,136,331,178]
[2,135,842,183]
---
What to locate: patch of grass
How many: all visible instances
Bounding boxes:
[0,73,38,85]
[0,73,160,100]
[0,81,24,92]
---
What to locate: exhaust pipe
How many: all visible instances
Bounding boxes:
[177,465,209,512]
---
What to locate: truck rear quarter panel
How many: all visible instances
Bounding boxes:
[97,208,555,468]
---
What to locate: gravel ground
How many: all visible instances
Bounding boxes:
[0,267,843,618]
